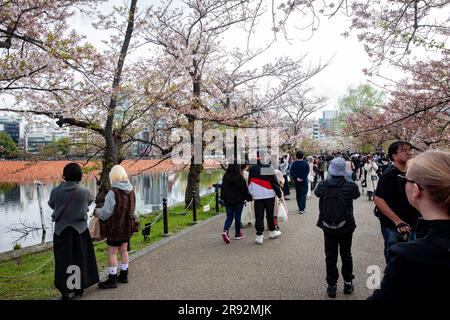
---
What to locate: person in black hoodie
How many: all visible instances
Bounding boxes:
[369,150,450,300]
[220,163,253,244]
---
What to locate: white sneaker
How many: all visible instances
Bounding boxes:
[269,230,282,239]
[255,235,264,245]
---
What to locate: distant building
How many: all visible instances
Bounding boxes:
[24,121,70,153]
[319,110,339,136]
[25,132,53,153]
[0,114,22,144]
[68,126,89,144]
[311,120,320,139]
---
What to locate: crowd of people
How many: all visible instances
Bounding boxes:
[218,141,450,300]
[46,140,449,300]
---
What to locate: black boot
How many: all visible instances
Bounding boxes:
[117,269,128,284]
[327,285,337,298]
[60,293,75,300]
[74,289,84,297]
[98,274,117,289]
[344,281,354,295]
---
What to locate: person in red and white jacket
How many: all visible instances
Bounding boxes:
[248,152,283,245]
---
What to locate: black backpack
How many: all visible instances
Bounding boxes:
[319,180,349,233]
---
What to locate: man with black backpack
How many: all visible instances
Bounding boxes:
[314,157,361,298]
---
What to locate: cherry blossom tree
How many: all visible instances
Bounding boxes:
[140,0,327,206]
[277,86,327,153]
[343,57,449,150]
[275,0,450,150]
[0,0,177,205]
[1,0,329,207]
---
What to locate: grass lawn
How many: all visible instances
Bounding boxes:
[0,193,224,300]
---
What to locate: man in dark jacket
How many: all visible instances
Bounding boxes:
[314,157,360,298]
[248,151,283,245]
[374,141,420,262]
[290,150,310,214]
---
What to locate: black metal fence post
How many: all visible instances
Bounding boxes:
[192,190,197,224]
[214,184,219,213]
[163,198,170,236]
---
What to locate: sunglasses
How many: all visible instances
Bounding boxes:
[398,174,424,191]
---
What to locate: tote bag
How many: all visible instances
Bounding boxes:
[89,216,102,240]
[278,200,288,222]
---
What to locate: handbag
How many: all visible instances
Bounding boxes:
[88,216,102,240]
[131,215,139,233]
[277,198,288,222]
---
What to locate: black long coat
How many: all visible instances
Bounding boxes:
[369,219,450,300]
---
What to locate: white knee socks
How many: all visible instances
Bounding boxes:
[108,266,117,275]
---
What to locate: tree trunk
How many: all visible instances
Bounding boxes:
[94,0,137,207]
[184,61,204,208]
[185,159,203,209]
[95,134,121,207]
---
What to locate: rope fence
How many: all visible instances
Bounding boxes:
[0,256,53,280]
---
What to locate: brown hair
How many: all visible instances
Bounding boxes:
[406,150,450,214]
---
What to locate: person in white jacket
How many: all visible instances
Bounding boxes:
[272,156,287,229]
[364,155,379,201]
[307,157,315,198]
[241,163,255,227]
[279,155,290,200]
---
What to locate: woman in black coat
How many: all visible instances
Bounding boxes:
[49,163,99,300]
[220,164,252,243]
[369,150,450,300]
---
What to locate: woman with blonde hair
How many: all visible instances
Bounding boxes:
[94,165,137,289]
[369,150,450,300]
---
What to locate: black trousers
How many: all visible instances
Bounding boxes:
[323,231,354,286]
[254,198,276,235]
[319,170,325,181]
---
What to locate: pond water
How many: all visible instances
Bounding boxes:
[0,169,223,253]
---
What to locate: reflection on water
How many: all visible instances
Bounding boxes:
[0,170,223,253]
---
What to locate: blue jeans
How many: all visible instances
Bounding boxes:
[224,204,244,236]
[381,225,416,263]
[294,180,308,212]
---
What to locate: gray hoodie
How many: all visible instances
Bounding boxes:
[49,181,94,236]
[97,181,134,221]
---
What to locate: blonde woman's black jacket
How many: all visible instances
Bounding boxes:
[369,219,450,300]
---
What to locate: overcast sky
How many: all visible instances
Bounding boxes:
[67,1,382,120]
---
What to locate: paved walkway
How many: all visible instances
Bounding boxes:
[83,185,385,300]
